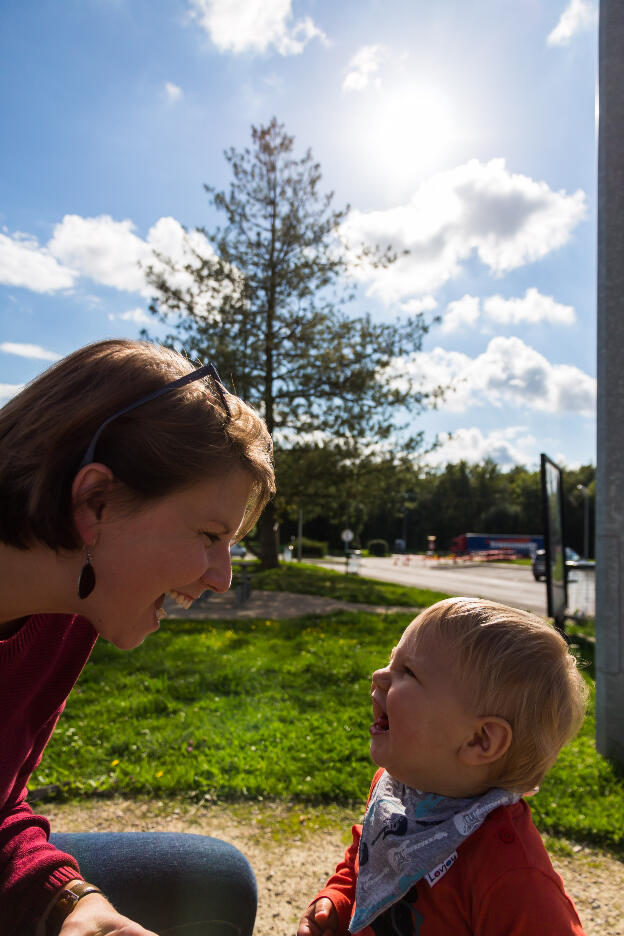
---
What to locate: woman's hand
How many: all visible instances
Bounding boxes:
[297,898,339,936]
[58,893,159,936]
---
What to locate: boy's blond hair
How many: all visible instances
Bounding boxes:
[408,597,588,793]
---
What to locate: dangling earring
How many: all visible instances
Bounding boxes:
[77,547,96,599]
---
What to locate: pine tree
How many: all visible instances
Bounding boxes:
[146,118,435,567]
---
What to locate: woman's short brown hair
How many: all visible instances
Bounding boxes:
[0,339,274,550]
[407,597,588,793]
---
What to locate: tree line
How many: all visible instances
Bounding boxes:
[279,456,595,559]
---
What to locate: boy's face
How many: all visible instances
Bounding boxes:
[370,621,480,796]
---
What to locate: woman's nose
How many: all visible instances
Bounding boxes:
[203,542,233,594]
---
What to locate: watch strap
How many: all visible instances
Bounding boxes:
[46,881,103,936]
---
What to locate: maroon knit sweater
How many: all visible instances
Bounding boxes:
[0,613,98,935]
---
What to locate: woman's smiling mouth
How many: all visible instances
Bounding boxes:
[168,589,198,610]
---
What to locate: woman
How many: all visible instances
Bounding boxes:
[0,339,275,936]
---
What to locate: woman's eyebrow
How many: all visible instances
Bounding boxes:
[199,519,229,533]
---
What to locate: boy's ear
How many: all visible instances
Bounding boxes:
[72,464,114,544]
[458,717,512,767]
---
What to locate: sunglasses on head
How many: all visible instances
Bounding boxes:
[79,362,231,469]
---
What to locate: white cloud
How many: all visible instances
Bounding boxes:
[341,158,587,303]
[48,214,216,299]
[112,307,152,324]
[440,288,576,332]
[0,341,61,361]
[342,45,386,92]
[440,294,480,333]
[394,336,596,415]
[188,0,326,56]
[484,288,575,325]
[0,213,233,317]
[424,426,538,469]
[0,231,75,293]
[0,383,23,404]
[49,215,149,294]
[547,0,597,46]
[398,296,438,315]
[165,81,183,102]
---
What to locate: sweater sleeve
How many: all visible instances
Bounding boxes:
[0,716,84,936]
[312,824,361,935]
[475,867,587,936]
[308,770,385,936]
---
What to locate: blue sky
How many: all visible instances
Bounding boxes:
[0,0,597,469]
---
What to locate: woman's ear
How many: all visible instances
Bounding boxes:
[458,717,512,767]
[71,463,114,544]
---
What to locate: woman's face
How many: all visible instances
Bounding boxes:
[81,469,253,649]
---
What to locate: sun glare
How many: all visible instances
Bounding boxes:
[359,82,457,189]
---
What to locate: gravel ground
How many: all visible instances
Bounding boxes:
[161,589,419,620]
[44,796,623,936]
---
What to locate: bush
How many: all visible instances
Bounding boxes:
[299,537,328,558]
[367,538,389,557]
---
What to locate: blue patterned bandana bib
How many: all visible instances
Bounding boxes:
[349,771,520,933]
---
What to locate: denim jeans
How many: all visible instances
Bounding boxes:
[50,832,257,936]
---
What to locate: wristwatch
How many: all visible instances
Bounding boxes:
[46,880,103,936]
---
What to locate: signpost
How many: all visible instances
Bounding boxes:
[341,528,355,574]
[540,454,567,633]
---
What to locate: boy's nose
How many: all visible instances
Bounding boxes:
[371,666,391,690]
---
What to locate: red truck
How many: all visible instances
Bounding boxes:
[451,532,544,558]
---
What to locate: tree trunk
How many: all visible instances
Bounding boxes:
[258,500,279,568]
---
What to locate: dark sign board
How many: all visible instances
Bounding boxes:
[540,453,567,623]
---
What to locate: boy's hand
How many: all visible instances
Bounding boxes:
[297,898,339,936]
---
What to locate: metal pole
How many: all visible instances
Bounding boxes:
[596,0,624,765]
[297,508,303,562]
[577,484,589,558]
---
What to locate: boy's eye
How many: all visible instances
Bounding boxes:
[404,666,417,679]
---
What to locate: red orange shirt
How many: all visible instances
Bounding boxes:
[314,770,586,936]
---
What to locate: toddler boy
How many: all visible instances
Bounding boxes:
[298,597,588,935]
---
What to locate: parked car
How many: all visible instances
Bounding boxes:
[230,542,247,559]
[532,547,581,581]
[532,549,546,581]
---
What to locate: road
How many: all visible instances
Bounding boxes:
[317,555,548,615]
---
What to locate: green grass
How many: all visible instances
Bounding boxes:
[496,557,532,566]
[32,611,400,802]
[29,609,624,855]
[250,561,451,608]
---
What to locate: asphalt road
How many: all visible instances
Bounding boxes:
[318,555,549,615]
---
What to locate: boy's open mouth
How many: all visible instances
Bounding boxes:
[370,695,389,735]
[370,713,389,735]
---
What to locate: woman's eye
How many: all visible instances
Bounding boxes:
[201,532,220,545]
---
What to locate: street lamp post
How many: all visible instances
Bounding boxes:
[577,484,589,559]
